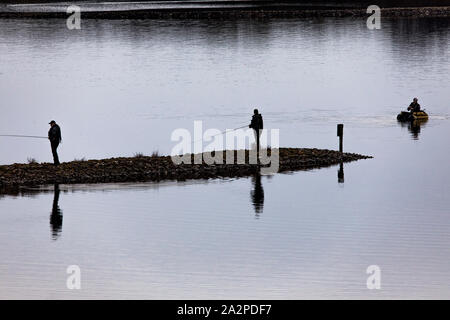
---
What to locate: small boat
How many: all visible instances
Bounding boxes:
[397,110,429,122]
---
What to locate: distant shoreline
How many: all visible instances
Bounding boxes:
[1,2,450,19]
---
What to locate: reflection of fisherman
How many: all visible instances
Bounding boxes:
[250,173,264,216]
[249,109,263,156]
[48,120,62,166]
[50,184,63,240]
[407,98,421,113]
[409,120,421,140]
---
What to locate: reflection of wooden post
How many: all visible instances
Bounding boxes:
[337,124,344,153]
[338,162,344,183]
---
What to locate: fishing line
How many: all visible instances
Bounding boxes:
[0,135,47,139]
[190,125,249,146]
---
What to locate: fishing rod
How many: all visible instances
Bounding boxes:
[190,124,249,145]
[0,134,47,139]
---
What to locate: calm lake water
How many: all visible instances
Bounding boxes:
[0,17,449,299]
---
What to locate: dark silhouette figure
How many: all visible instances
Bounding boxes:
[250,173,264,217]
[50,184,63,240]
[249,109,263,161]
[338,162,344,184]
[407,97,421,113]
[48,120,62,165]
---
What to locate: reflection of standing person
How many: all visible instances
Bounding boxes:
[250,173,264,216]
[48,120,62,165]
[50,184,63,240]
[249,109,263,158]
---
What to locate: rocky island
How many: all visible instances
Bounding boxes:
[0,148,372,193]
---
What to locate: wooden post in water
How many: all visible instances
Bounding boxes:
[337,124,344,153]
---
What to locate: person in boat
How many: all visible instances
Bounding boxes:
[249,109,263,157]
[48,120,62,166]
[407,98,421,113]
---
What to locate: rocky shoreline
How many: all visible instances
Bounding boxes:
[1,4,450,19]
[0,148,372,193]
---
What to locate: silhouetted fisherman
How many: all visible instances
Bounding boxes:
[48,120,62,165]
[250,173,264,216]
[249,109,263,159]
[407,98,421,113]
[50,184,63,240]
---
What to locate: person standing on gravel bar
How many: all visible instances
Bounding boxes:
[249,109,263,158]
[48,120,62,166]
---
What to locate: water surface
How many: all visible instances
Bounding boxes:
[0,17,449,299]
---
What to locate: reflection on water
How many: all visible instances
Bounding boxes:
[49,184,63,240]
[0,16,449,299]
[398,118,428,140]
[408,119,428,140]
[338,162,344,183]
[250,172,264,217]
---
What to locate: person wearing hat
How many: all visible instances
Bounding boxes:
[48,120,62,165]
